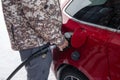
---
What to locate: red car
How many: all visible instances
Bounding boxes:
[52,0,120,80]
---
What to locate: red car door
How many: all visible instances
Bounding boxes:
[62,18,116,80]
[76,24,116,80]
[107,29,120,80]
[59,0,120,79]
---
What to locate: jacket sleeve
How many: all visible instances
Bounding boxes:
[21,0,65,46]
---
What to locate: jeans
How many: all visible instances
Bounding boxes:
[19,46,52,80]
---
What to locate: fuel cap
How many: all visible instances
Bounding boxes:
[71,51,80,61]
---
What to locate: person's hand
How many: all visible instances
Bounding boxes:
[58,39,68,51]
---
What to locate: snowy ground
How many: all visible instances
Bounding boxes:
[0,2,56,80]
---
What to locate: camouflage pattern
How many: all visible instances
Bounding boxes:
[2,0,65,50]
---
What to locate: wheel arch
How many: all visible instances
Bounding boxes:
[57,64,89,80]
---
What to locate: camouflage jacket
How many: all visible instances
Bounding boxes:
[2,0,65,50]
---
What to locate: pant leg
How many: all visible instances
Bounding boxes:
[19,46,52,80]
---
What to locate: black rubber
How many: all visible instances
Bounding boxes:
[7,43,50,80]
[60,67,89,80]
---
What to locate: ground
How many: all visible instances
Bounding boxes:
[0,2,56,80]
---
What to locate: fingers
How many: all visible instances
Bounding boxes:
[58,39,68,51]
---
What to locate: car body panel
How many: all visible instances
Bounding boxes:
[53,18,115,80]
[52,0,120,80]
[107,31,120,80]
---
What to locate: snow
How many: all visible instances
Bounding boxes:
[0,1,56,80]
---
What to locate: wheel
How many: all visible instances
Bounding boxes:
[60,67,89,80]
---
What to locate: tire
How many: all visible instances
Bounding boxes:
[60,67,89,80]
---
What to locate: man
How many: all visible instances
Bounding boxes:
[1,0,68,80]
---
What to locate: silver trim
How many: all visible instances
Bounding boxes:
[64,75,80,80]
[117,26,120,33]
[63,0,117,33]
[117,29,120,33]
